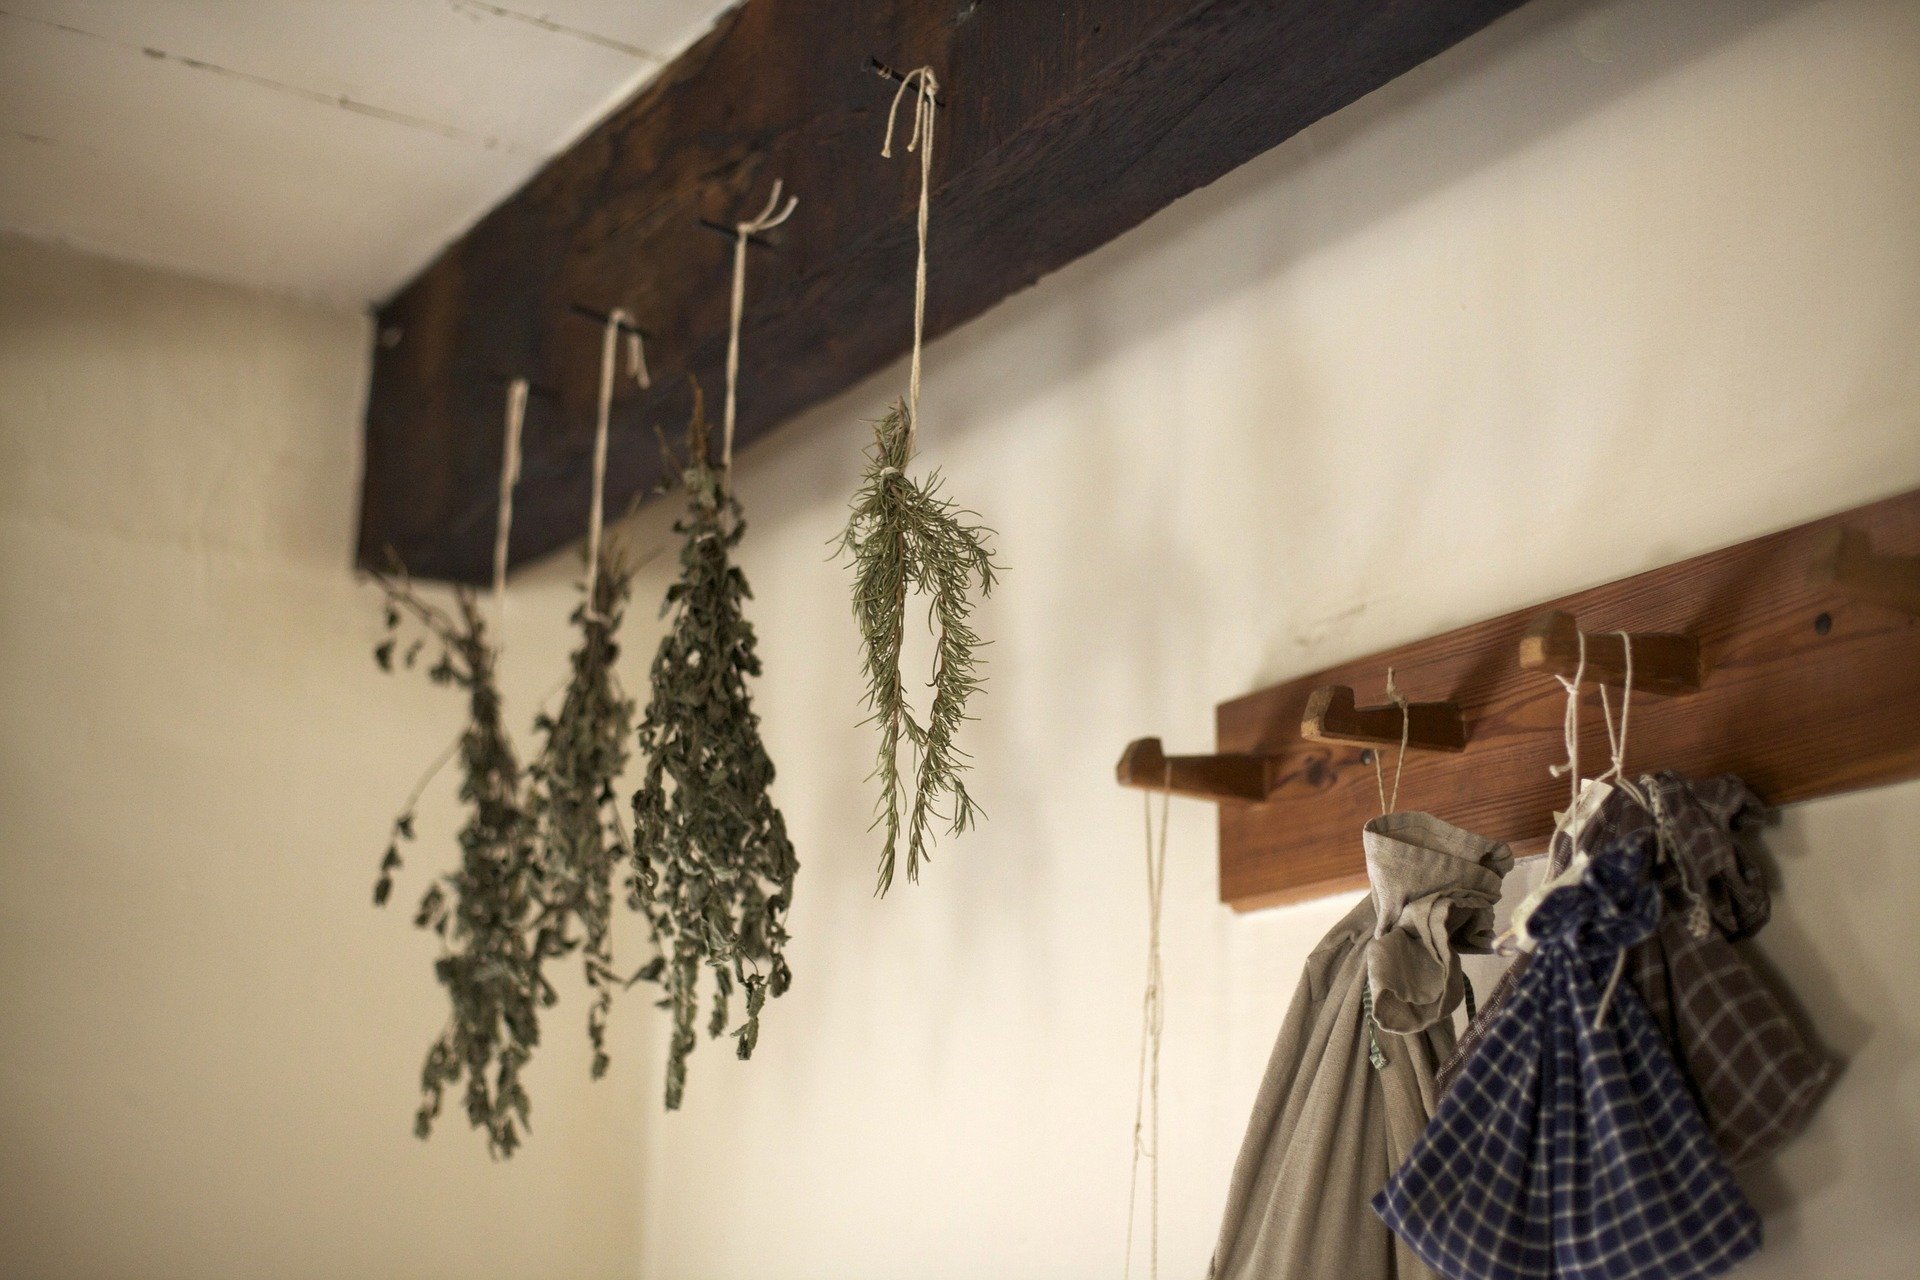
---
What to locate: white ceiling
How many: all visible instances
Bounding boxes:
[0,1,733,304]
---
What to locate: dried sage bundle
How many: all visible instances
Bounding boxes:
[840,400,998,893]
[527,548,636,1080]
[630,393,797,1110]
[372,571,548,1158]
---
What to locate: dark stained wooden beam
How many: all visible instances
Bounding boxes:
[357,0,1529,582]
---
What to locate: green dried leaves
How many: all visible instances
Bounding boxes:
[528,549,637,1081]
[371,575,546,1159]
[630,398,797,1110]
[839,401,998,894]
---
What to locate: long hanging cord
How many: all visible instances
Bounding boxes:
[1124,765,1171,1280]
[723,183,798,487]
[1370,668,1413,816]
[1551,633,1591,843]
[493,377,528,634]
[882,66,938,454]
[1360,669,1414,1071]
[1591,632,1638,1026]
[587,309,649,612]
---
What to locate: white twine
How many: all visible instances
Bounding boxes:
[723,181,798,488]
[882,66,938,453]
[1549,632,1591,841]
[1124,764,1170,1280]
[1370,668,1413,816]
[1501,633,1594,956]
[587,309,648,611]
[492,377,527,633]
[1515,629,1650,1013]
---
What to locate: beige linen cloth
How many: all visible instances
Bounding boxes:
[1210,813,1512,1280]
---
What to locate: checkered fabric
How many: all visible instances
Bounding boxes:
[1374,833,1762,1280]
[1439,774,1830,1167]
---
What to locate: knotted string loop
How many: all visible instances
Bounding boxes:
[724,181,798,489]
[881,66,939,453]
[587,309,648,614]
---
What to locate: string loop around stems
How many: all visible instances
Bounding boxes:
[723,181,798,490]
[587,309,649,613]
[881,65,938,453]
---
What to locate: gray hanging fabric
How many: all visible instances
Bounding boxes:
[1209,813,1512,1280]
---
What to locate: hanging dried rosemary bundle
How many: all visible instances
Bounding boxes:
[840,401,997,893]
[371,568,548,1158]
[629,389,797,1110]
[840,68,1000,894]
[526,547,636,1080]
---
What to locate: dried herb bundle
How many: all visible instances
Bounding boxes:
[630,393,797,1110]
[839,401,998,894]
[372,572,548,1158]
[527,549,637,1080]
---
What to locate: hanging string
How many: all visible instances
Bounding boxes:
[1531,629,1639,1025]
[1359,669,1413,1072]
[1594,632,1646,809]
[1124,764,1170,1280]
[1548,631,1591,843]
[1498,634,1594,957]
[882,65,938,454]
[492,377,528,634]
[723,182,798,488]
[1370,668,1413,816]
[587,309,648,613]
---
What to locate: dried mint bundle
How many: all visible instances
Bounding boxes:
[372,570,549,1158]
[630,391,797,1110]
[839,400,998,894]
[527,546,637,1080]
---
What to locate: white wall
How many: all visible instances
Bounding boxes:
[1,0,1917,1277]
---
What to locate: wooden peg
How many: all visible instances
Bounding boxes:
[1115,737,1279,804]
[1518,609,1703,694]
[1301,685,1467,753]
[1810,526,1920,617]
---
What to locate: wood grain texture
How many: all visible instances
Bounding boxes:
[357,0,1528,582]
[1214,488,1920,912]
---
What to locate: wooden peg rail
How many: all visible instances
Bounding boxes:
[1517,611,1704,694]
[1301,684,1468,752]
[1810,526,1920,617]
[1121,487,1920,912]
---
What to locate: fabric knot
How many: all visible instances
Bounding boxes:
[1361,813,1513,1034]
[1528,832,1660,953]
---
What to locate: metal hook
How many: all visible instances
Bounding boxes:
[869,56,944,105]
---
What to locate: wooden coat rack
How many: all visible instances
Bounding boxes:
[1118,487,1920,911]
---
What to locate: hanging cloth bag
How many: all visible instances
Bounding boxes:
[1439,773,1831,1167]
[1375,830,1762,1280]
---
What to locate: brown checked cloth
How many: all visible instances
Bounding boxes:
[1210,813,1511,1280]
[1438,773,1832,1168]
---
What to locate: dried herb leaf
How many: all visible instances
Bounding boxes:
[528,545,636,1081]
[630,392,798,1110]
[371,570,545,1158]
[838,401,998,893]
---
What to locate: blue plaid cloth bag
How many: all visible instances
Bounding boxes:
[1372,832,1761,1280]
